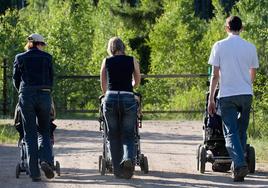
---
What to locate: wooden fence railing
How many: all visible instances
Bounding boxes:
[1,58,209,116]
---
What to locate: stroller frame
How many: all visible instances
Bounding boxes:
[14,104,61,179]
[196,89,256,174]
[98,93,149,175]
[16,137,61,178]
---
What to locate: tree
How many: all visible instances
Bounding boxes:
[0,9,25,111]
[141,0,208,111]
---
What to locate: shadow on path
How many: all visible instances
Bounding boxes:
[45,167,268,188]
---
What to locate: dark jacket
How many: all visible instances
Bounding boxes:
[13,47,54,93]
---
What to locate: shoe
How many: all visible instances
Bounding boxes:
[122,160,134,179]
[114,170,124,179]
[40,162,54,179]
[31,177,41,182]
[115,174,124,179]
[232,165,248,182]
[234,176,244,182]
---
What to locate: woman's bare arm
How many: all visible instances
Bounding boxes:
[133,57,141,88]
[100,58,107,94]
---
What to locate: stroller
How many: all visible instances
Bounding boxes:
[14,101,61,178]
[196,89,256,173]
[98,93,149,175]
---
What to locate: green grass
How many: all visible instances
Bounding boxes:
[142,113,203,120]
[56,112,99,120]
[0,121,18,144]
[248,136,268,163]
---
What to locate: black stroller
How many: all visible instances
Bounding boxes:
[98,93,149,175]
[196,89,256,173]
[14,102,61,178]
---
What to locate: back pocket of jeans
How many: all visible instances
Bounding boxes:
[123,102,137,112]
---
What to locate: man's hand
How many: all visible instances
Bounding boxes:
[208,100,216,115]
[207,66,220,116]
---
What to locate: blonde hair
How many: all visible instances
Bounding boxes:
[24,41,34,51]
[107,37,125,56]
[24,41,45,51]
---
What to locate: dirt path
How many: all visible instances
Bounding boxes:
[0,120,268,188]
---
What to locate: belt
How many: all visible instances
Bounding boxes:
[106,90,133,95]
[40,89,51,92]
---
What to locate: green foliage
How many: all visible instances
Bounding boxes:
[149,0,209,74]
[0,123,18,144]
[168,86,206,111]
[111,0,163,33]
[198,0,227,69]
[248,136,268,162]
[0,9,24,67]
[108,0,164,74]
[15,0,100,111]
[143,1,208,114]
[0,9,25,110]
[250,73,268,137]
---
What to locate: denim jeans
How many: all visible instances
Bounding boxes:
[103,92,137,175]
[219,95,252,169]
[19,89,53,178]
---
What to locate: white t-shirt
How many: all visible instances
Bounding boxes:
[208,34,259,98]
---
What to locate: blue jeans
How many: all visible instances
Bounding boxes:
[103,92,137,175]
[219,95,252,169]
[19,89,53,178]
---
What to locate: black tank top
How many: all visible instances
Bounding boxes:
[105,55,134,92]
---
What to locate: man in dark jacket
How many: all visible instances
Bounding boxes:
[13,33,54,181]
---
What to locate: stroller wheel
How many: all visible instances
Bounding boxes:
[55,161,61,176]
[140,154,145,171]
[100,158,106,176]
[108,163,113,173]
[16,163,21,178]
[196,144,202,171]
[141,155,149,174]
[199,146,206,174]
[247,145,255,173]
[98,155,102,173]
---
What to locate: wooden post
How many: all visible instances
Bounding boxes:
[2,58,7,116]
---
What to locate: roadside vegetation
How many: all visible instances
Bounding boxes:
[0,120,18,144]
[248,137,268,163]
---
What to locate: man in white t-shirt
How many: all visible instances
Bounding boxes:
[207,16,259,182]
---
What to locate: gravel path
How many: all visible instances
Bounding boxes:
[0,120,267,188]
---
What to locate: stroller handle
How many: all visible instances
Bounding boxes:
[99,94,105,103]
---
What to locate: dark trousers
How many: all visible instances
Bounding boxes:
[19,90,53,178]
[103,93,137,176]
[220,95,252,169]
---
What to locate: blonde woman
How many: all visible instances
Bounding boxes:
[100,37,141,179]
